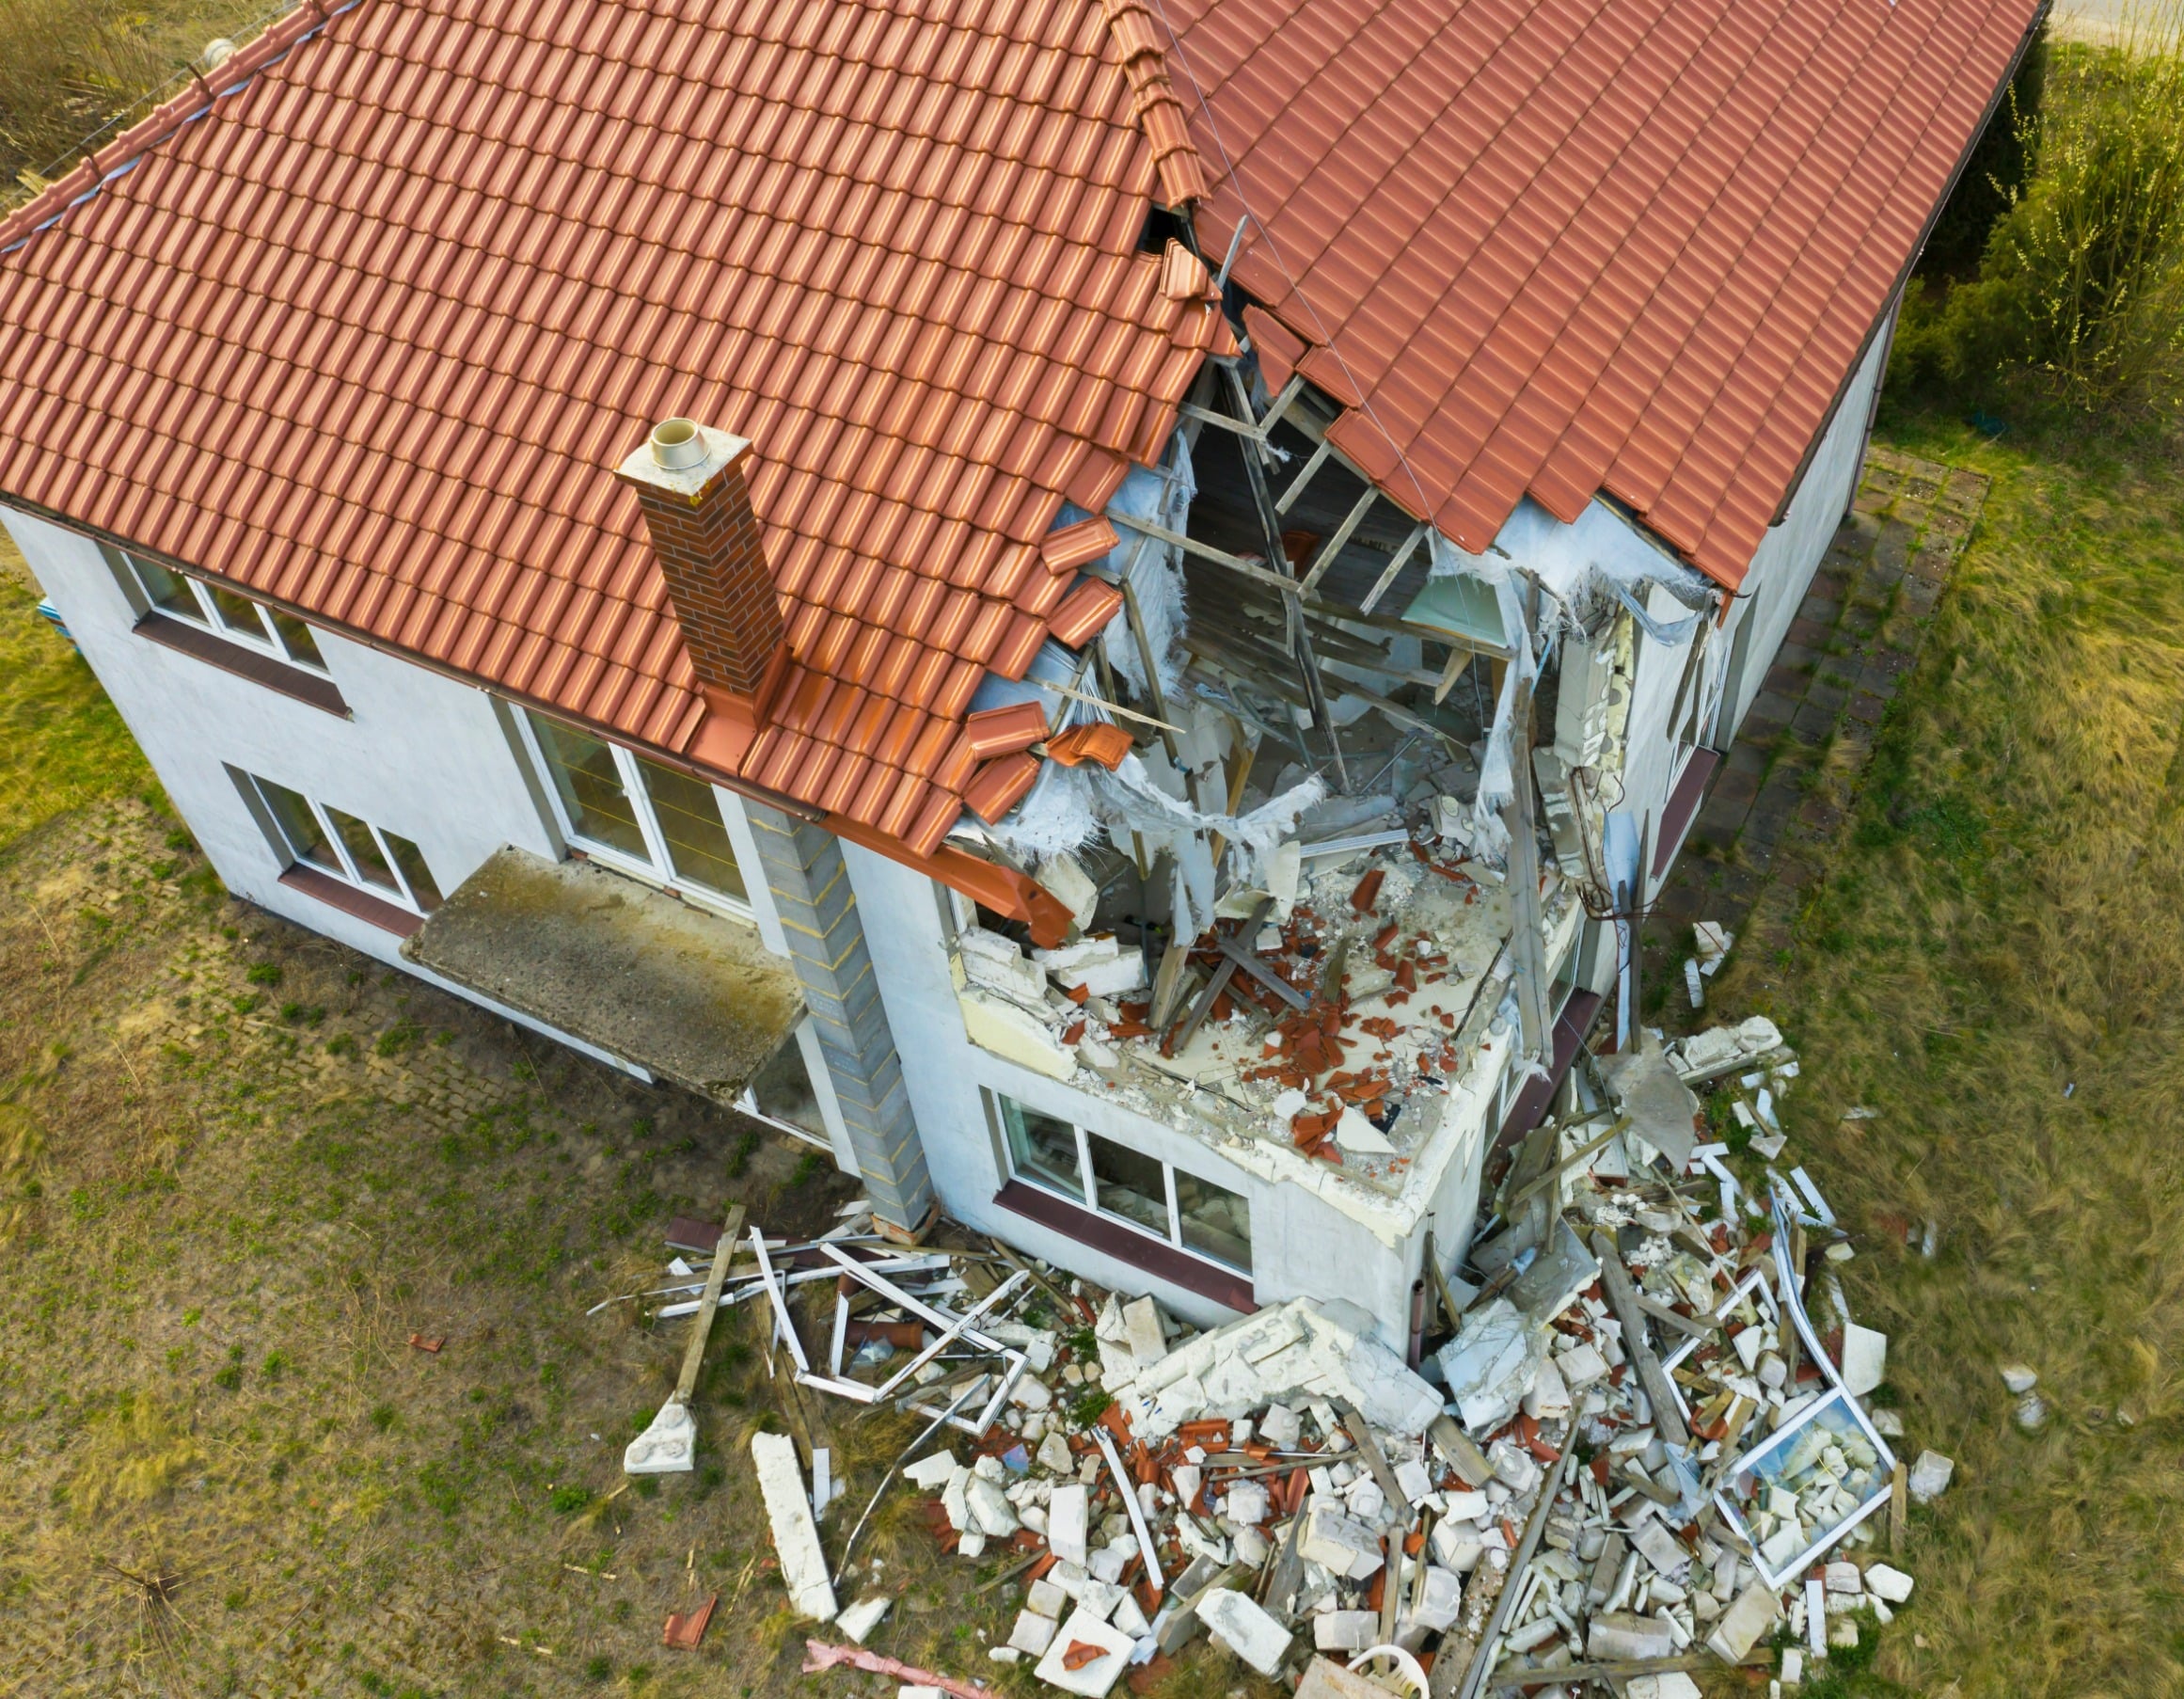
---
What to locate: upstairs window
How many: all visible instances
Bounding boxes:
[116,549,328,670]
[519,710,750,905]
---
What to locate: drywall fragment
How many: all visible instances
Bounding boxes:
[1048,1483,1090,1565]
[1335,1104,1396,1153]
[836,1596,892,1643]
[1840,1324,1888,1396]
[751,1433,838,1621]
[1031,1607,1134,1697]
[1704,1580,1780,1662]
[1195,1587,1291,1675]
[1600,1035,1701,1168]
[1123,1296,1168,1365]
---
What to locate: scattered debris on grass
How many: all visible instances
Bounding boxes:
[618,1021,1934,1696]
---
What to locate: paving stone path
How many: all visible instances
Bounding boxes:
[1643,445,1990,1001]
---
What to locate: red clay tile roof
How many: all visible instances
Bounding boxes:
[0,0,1226,855]
[1162,0,2041,586]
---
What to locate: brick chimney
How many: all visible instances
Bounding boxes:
[616,420,790,755]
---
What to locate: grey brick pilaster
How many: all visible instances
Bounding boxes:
[746,803,934,1232]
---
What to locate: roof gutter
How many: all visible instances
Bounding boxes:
[1765,0,2051,529]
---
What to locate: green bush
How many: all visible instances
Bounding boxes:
[1929,10,2184,414]
[1923,23,2049,276]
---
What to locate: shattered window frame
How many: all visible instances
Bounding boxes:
[990,1089,1252,1274]
[517,709,754,917]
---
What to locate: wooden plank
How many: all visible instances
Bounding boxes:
[1358,522,1428,615]
[1298,484,1379,595]
[1166,897,1274,1056]
[1455,1447,1575,1699]
[1432,644,1472,705]
[1590,1232,1691,1446]
[673,1206,747,1403]
[1632,1290,1717,1341]
[1111,511,1301,597]
[1336,1399,1413,1522]
[1274,438,1333,514]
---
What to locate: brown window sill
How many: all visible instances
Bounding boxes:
[1652,746,1722,874]
[278,865,421,938]
[135,611,350,716]
[992,1179,1256,1314]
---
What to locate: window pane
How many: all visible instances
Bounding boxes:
[637,755,747,898]
[384,833,443,912]
[527,712,649,859]
[1000,1095,1083,1201]
[256,779,340,872]
[1175,1169,1252,1271]
[1087,1132,1170,1239]
[326,807,401,893]
[131,555,204,622]
[268,609,327,669]
[206,582,271,639]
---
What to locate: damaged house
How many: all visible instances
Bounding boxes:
[0,0,2037,1335]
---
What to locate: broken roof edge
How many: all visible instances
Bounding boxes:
[0,0,360,257]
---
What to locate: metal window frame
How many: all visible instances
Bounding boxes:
[513,708,755,923]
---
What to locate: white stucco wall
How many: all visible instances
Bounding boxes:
[1719,318,1891,739]
[3,506,690,1071]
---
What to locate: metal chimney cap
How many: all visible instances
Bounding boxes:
[650,418,708,470]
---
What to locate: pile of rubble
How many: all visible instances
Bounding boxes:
[634,1024,1949,1698]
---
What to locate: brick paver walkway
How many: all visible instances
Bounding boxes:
[1642,446,1989,1000]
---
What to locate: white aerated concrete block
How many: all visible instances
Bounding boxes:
[750,1433,838,1621]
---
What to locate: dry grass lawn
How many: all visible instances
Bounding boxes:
[1697,405,2184,1697]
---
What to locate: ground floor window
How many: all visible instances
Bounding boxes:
[992,1091,1251,1273]
[737,1023,835,1151]
[517,709,750,906]
[233,768,442,913]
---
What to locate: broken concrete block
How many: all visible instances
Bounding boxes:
[1437,1297,1543,1435]
[1233,1525,1270,1567]
[1823,1561,1861,1595]
[1299,1502,1385,1580]
[1588,1611,1675,1660]
[1840,1324,1888,1397]
[903,1452,959,1489]
[1195,1587,1291,1675]
[1863,1563,1914,1603]
[1296,1657,1397,1699]
[750,1433,838,1621]
[1430,1519,1485,1573]
[957,988,1075,1079]
[1632,1518,1687,1578]
[1557,1341,1608,1389]
[1907,1451,1954,1503]
[2015,1390,2048,1430]
[1226,1480,1271,1524]
[1523,1353,1573,1422]
[2000,1363,2038,1395]
[1031,1606,1135,1697]
[624,1400,697,1475]
[1037,1430,1073,1475]
[1007,1609,1059,1656]
[1487,1437,1540,1495]
[1048,1483,1090,1565]
[1629,1677,1702,1699]
[837,1595,892,1643]
[1828,1614,1860,1650]
[1314,1609,1381,1652]
[1704,1580,1780,1662]
[1027,1577,1069,1619]
[1403,1565,1464,1633]
[1259,1404,1302,1450]
[1123,1296,1168,1365]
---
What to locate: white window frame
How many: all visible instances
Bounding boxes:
[735,1019,854,1162]
[513,708,755,922]
[244,772,439,915]
[989,1090,1250,1274]
[121,552,328,672]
